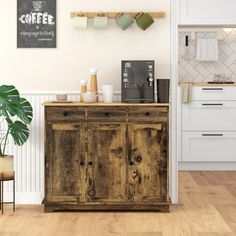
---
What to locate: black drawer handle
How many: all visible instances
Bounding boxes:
[88,161,93,166]
[145,112,150,116]
[202,103,223,106]
[129,161,134,166]
[104,112,110,116]
[63,112,69,116]
[202,134,223,137]
[202,88,223,91]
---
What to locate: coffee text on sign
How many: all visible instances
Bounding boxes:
[19,12,55,25]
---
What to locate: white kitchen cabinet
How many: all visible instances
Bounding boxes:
[179,0,236,25]
[180,86,236,165]
[182,132,236,162]
[182,101,236,131]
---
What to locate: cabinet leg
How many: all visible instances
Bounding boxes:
[0,180,1,210]
[13,175,15,212]
[44,206,54,213]
[1,176,3,214]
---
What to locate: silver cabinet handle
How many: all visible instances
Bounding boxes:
[202,134,223,137]
[202,103,223,106]
[202,88,223,91]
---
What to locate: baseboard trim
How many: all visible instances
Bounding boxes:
[179,162,236,171]
[3,193,43,204]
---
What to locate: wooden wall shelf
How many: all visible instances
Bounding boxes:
[70,12,166,19]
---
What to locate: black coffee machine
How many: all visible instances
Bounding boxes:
[121,60,155,103]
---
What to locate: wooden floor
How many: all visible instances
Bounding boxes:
[1,171,236,236]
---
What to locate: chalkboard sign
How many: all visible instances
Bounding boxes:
[17,0,56,48]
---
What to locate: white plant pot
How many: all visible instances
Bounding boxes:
[0,155,14,180]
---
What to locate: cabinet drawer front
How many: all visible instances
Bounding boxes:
[182,101,236,131]
[128,107,168,123]
[46,107,85,122]
[192,86,236,101]
[87,107,126,122]
[182,132,236,162]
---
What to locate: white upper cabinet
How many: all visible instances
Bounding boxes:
[179,0,236,25]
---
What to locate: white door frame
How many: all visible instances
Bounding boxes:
[170,0,179,204]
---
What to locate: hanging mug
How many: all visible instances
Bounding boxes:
[73,12,88,29]
[135,12,154,31]
[115,12,134,31]
[93,13,108,29]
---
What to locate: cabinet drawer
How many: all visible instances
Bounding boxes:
[87,107,126,122]
[128,107,168,123]
[182,132,236,162]
[182,101,236,131]
[192,86,236,101]
[46,107,85,122]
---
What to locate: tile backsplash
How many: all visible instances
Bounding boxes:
[179,29,236,83]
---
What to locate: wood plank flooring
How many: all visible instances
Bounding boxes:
[0,171,236,236]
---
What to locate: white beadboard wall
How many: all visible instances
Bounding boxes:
[3,92,121,204]
[4,91,175,204]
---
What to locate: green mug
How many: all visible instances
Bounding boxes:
[135,13,154,31]
[115,13,134,31]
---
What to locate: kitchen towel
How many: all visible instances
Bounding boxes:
[181,82,192,103]
[196,38,219,61]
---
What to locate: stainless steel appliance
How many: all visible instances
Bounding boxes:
[121,60,155,103]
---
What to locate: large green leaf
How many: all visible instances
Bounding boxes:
[16,98,33,124]
[0,85,20,117]
[6,118,30,146]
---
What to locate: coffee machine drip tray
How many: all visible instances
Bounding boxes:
[121,60,155,103]
[122,98,154,104]
[122,87,155,103]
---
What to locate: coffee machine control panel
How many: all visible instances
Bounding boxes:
[121,60,155,103]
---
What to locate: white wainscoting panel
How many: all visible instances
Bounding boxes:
[2,92,121,204]
[3,92,176,204]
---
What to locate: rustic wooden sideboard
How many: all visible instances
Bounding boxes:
[43,102,170,212]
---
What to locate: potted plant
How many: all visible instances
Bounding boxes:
[0,85,33,179]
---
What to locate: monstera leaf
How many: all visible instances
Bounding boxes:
[6,118,30,146]
[16,98,33,124]
[0,85,20,117]
[0,85,33,155]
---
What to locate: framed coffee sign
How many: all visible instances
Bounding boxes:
[17,0,56,48]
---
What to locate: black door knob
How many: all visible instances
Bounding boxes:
[129,161,134,166]
[135,155,142,163]
[80,160,84,166]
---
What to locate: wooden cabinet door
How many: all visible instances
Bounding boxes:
[47,123,86,202]
[127,124,168,202]
[86,123,126,202]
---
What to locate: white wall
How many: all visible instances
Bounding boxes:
[1,0,177,204]
[0,0,170,91]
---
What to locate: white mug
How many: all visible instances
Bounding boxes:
[102,85,113,103]
[94,13,108,29]
[73,14,88,29]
